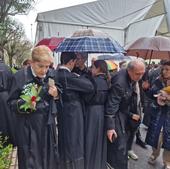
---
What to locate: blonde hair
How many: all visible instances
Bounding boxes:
[31,45,53,63]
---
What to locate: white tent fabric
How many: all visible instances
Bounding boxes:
[35,0,170,46]
[126,15,165,45]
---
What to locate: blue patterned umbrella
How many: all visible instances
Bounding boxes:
[55,36,125,53]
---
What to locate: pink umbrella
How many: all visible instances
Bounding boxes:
[36,37,64,51]
[125,36,170,60]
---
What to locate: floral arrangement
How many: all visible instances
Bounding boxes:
[19,83,42,112]
[154,86,170,106]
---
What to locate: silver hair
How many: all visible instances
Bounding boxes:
[127,58,145,70]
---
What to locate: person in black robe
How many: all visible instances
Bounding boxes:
[84,60,109,169]
[0,58,15,145]
[55,52,94,169]
[8,45,59,169]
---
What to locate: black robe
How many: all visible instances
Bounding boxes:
[0,60,15,145]
[84,75,109,169]
[55,68,94,169]
[8,67,58,169]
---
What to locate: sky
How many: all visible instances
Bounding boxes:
[15,0,95,42]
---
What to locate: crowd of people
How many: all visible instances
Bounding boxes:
[0,45,170,169]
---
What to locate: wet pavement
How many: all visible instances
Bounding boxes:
[129,125,163,169]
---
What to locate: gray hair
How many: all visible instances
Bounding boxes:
[127,58,145,70]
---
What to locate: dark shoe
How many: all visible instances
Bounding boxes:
[136,138,147,149]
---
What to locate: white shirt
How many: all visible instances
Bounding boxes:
[59,66,71,72]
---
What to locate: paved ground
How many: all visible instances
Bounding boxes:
[129,125,163,169]
[9,148,18,169]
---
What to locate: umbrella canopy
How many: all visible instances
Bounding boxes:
[56,36,125,53]
[97,53,130,61]
[125,36,170,60]
[105,60,118,71]
[36,37,64,51]
[72,29,108,38]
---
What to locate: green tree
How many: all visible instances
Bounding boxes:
[1,18,22,64]
[7,39,32,67]
[0,18,32,66]
[0,0,35,23]
[0,0,35,61]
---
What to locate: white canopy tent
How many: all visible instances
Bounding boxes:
[35,0,170,46]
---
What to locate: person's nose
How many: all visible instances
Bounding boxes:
[41,67,48,74]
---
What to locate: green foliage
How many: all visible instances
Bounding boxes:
[0,0,34,65]
[11,67,18,74]
[0,0,36,22]
[20,83,42,112]
[0,135,12,169]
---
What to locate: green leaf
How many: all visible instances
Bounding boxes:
[20,102,31,111]
[19,104,25,109]
[36,96,41,102]
[37,86,42,94]
[31,85,38,96]
[20,95,31,102]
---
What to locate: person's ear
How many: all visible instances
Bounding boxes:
[68,59,74,67]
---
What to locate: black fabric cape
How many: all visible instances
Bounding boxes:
[0,60,16,145]
[8,67,58,169]
[55,68,94,169]
[84,75,108,169]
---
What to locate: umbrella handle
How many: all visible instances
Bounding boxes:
[136,52,139,58]
[145,50,150,60]
[148,50,153,66]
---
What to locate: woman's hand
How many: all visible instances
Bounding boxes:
[48,85,58,98]
[157,92,166,106]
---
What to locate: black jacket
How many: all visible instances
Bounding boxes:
[105,69,134,133]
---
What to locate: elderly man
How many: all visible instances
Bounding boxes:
[106,59,145,169]
[8,45,59,169]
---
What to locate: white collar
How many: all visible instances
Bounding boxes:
[59,66,71,72]
[30,66,46,78]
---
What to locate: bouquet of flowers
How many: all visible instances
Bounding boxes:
[19,83,42,112]
[154,86,170,106]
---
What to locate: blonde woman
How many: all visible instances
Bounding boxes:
[8,45,59,169]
